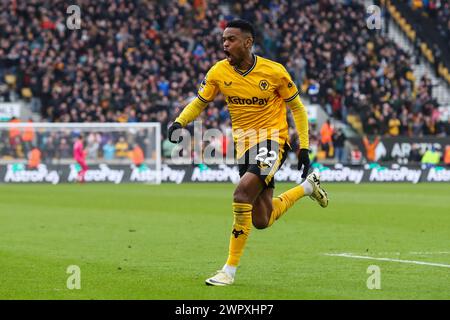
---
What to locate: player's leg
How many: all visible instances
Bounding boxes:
[76,160,82,182]
[306,171,329,208]
[205,172,263,286]
[228,171,264,264]
[251,188,273,229]
[265,172,329,226]
[267,181,311,227]
[206,140,281,285]
[78,160,88,183]
[251,179,313,229]
[205,140,328,286]
[260,142,311,227]
[252,143,329,228]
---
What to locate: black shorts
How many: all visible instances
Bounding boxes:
[237,140,291,189]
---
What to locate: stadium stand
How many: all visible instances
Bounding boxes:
[0,0,448,164]
[387,0,450,86]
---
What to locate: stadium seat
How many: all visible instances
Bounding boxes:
[346,115,364,135]
[5,74,16,86]
[21,88,32,99]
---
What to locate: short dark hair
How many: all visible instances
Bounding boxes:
[226,19,255,40]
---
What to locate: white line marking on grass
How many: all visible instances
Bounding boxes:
[409,251,450,255]
[324,253,450,269]
[329,251,450,256]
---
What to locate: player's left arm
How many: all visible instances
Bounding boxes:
[277,66,310,178]
[286,96,309,150]
[276,66,309,150]
[287,96,311,178]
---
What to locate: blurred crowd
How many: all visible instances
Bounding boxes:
[265,0,446,137]
[314,119,450,165]
[0,0,448,165]
[0,119,154,167]
[410,0,449,52]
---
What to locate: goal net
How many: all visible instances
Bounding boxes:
[0,122,161,184]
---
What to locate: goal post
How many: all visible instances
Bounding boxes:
[0,122,161,184]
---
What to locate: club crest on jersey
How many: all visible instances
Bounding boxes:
[259,80,269,91]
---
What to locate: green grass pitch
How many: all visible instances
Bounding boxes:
[0,183,449,300]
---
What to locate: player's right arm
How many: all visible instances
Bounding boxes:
[168,65,220,143]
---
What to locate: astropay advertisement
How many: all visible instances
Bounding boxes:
[1,163,449,184]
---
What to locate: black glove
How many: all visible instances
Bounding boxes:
[168,122,183,143]
[297,148,310,179]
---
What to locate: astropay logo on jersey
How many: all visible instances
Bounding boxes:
[227,96,269,106]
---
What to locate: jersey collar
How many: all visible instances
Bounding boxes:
[233,54,257,77]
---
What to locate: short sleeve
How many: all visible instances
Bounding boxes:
[276,66,299,102]
[197,64,220,103]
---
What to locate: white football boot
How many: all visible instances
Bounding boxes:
[306,172,329,208]
[205,270,234,286]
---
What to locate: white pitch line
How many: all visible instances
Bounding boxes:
[324,253,450,269]
[409,251,450,255]
[327,251,450,256]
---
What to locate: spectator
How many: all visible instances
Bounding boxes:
[388,113,401,136]
[162,137,176,159]
[350,144,363,164]
[57,138,71,159]
[409,143,423,163]
[27,146,41,169]
[444,145,450,166]
[8,117,21,154]
[421,146,441,168]
[86,133,101,159]
[320,120,334,158]
[128,143,145,166]
[115,136,129,158]
[332,128,346,163]
[103,139,116,160]
[21,119,35,155]
[362,135,380,162]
